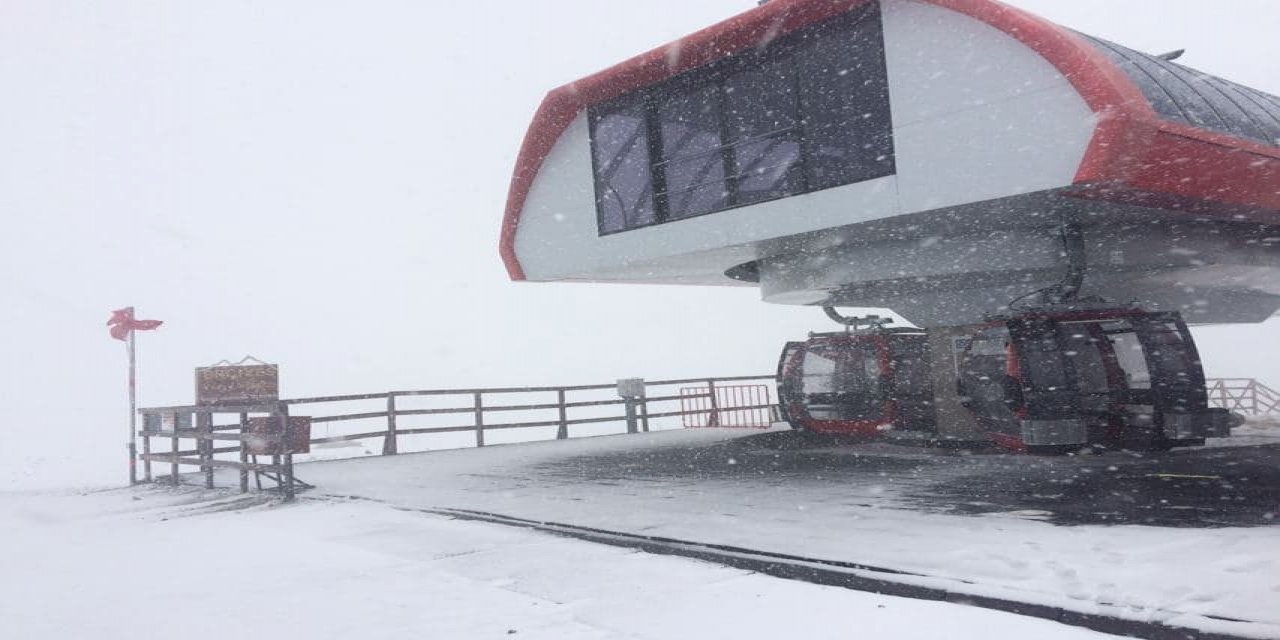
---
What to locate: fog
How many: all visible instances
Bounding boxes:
[1,0,1277,488]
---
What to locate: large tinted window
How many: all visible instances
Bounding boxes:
[794,12,895,190]
[591,96,657,233]
[723,55,804,206]
[589,2,894,234]
[656,84,730,219]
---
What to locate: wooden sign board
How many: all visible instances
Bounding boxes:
[142,412,192,432]
[195,364,279,406]
[245,416,311,455]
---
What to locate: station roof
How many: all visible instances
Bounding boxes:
[501,0,1280,281]
[1082,34,1280,148]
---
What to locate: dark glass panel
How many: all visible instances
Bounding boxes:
[1056,325,1111,395]
[723,54,804,204]
[591,97,656,233]
[1021,340,1070,391]
[796,7,894,190]
[891,340,931,393]
[656,83,730,218]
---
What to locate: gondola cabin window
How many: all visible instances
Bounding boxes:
[589,2,894,234]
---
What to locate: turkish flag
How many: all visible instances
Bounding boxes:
[107,307,163,341]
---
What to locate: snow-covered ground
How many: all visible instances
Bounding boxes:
[1219,416,1280,448]
[3,484,1115,640]
[5,424,1277,639]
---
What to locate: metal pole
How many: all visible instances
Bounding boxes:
[624,399,638,434]
[556,389,568,440]
[127,331,138,485]
[474,392,485,447]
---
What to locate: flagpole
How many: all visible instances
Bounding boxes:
[109,306,162,486]
[128,328,138,486]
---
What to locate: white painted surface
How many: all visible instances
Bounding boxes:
[883,0,1095,213]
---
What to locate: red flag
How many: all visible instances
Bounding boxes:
[107,307,163,341]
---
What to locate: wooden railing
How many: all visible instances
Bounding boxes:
[1206,378,1280,415]
[135,374,779,499]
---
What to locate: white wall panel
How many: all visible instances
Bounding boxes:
[882,0,1095,213]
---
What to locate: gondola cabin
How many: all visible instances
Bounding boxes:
[777,329,935,437]
[958,309,1230,452]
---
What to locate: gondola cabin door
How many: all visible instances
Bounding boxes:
[959,310,1227,452]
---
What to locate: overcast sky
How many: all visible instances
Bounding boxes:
[2,0,1277,487]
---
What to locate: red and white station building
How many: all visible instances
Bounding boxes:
[500,0,1280,327]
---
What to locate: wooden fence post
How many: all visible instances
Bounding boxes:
[142,417,152,483]
[280,403,295,502]
[383,394,398,456]
[707,379,720,427]
[556,389,568,440]
[198,411,214,489]
[238,412,249,494]
[169,412,179,486]
[474,392,485,447]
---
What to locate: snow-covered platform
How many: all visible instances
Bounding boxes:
[289,427,1280,638]
[3,483,1121,640]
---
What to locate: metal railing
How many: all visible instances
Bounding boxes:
[282,374,779,454]
[1206,378,1280,415]
[135,374,779,499]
